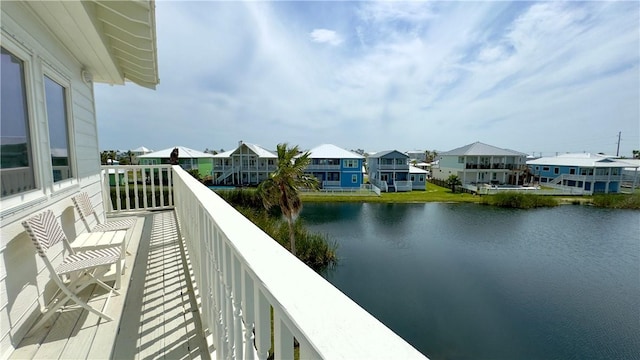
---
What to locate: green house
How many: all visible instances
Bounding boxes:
[138,146,214,178]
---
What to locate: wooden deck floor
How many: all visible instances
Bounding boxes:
[10,211,210,360]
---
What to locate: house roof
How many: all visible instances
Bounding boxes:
[138,146,215,159]
[26,1,159,89]
[440,142,526,157]
[527,153,637,168]
[409,166,429,174]
[307,144,364,159]
[213,149,235,158]
[231,142,277,158]
[369,150,409,158]
[132,146,152,153]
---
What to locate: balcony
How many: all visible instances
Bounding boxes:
[11,165,425,359]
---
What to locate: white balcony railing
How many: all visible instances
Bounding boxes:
[104,165,425,359]
[101,165,174,213]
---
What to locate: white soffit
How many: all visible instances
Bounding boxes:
[27,0,159,89]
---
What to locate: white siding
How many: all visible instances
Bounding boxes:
[1,4,105,358]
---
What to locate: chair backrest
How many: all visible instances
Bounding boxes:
[72,192,99,227]
[22,210,67,258]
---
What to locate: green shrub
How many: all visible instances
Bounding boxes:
[591,194,640,209]
[235,206,338,272]
[481,192,558,209]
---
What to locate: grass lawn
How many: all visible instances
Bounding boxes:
[301,182,481,203]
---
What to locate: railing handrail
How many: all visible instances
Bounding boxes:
[172,166,425,359]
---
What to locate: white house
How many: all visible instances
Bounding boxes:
[0,1,159,356]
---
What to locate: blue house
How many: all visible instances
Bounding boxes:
[304,144,364,189]
[367,150,411,192]
[527,153,638,194]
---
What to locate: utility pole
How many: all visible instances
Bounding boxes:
[616,131,621,157]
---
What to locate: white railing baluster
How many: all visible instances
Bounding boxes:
[232,254,244,360]
[274,311,294,360]
[114,166,121,210]
[124,169,131,210]
[159,168,165,208]
[223,245,235,359]
[133,170,139,209]
[254,290,270,360]
[242,272,256,360]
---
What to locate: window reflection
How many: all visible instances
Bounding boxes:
[44,75,72,182]
[1,47,36,197]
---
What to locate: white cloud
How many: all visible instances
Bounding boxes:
[310,29,343,45]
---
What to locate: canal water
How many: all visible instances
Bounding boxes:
[301,203,640,359]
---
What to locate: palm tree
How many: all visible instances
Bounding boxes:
[257,143,319,256]
[446,174,462,193]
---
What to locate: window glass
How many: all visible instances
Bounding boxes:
[1,47,36,197]
[44,75,72,182]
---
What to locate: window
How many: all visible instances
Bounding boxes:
[352,174,357,183]
[458,157,464,164]
[410,175,415,181]
[1,47,36,197]
[44,75,73,182]
[554,167,559,175]
[542,167,550,172]
[343,159,358,168]
[569,168,576,175]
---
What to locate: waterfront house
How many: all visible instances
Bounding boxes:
[432,142,528,192]
[368,150,412,192]
[212,141,277,185]
[305,144,364,189]
[410,166,429,190]
[527,153,638,194]
[0,1,426,358]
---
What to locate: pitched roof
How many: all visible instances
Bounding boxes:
[132,146,152,153]
[441,142,526,157]
[307,144,364,159]
[527,153,637,168]
[138,146,215,158]
[232,142,277,158]
[369,150,409,158]
[409,166,429,174]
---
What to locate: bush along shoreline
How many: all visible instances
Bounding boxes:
[480,192,559,209]
[217,189,338,272]
[590,193,640,209]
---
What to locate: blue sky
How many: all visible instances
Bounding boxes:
[95,1,640,157]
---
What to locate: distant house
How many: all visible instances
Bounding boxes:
[212,141,277,186]
[527,153,638,194]
[409,166,428,190]
[367,150,411,192]
[138,146,215,176]
[406,150,426,163]
[304,144,364,189]
[432,142,527,191]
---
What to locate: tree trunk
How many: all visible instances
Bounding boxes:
[286,215,296,256]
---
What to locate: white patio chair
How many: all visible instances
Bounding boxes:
[72,191,136,232]
[22,210,122,332]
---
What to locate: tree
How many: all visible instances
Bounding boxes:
[425,150,439,163]
[257,143,319,256]
[100,150,116,165]
[633,150,640,159]
[446,174,462,193]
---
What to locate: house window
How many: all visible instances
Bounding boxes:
[569,168,576,175]
[1,47,36,197]
[543,167,550,172]
[410,175,415,181]
[458,157,464,164]
[419,175,424,181]
[44,75,73,182]
[343,159,358,168]
[554,167,559,175]
[352,174,357,183]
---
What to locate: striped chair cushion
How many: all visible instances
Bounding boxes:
[22,210,67,257]
[56,247,122,275]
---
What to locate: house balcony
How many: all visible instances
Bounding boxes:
[306,164,341,170]
[378,164,409,170]
[12,165,425,359]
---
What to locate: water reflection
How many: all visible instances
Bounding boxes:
[302,203,640,359]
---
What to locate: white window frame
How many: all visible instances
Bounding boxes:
[0,38,47,215]
[42,64,78,194]
[351,174,357,183]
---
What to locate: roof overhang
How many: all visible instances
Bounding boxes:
[27,0,159,89]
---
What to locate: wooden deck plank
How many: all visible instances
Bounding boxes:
[10,210,209,359]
